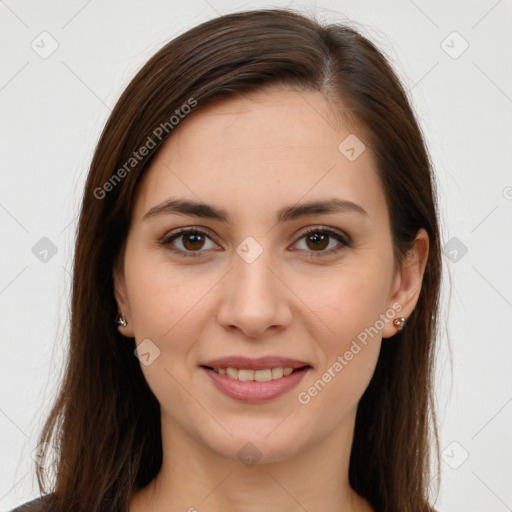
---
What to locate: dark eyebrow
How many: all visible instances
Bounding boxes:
[142,197,367,223]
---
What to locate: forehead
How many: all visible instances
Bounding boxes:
[156,87,359,158]
[132,88,386,225]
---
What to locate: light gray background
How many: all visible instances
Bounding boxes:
[1,1,511,510]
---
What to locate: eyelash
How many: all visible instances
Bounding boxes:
[159,226,352,259]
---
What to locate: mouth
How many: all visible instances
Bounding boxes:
[200,364,312,403]
[200,365,311,382]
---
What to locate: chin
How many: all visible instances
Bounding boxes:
[204,425,307,466]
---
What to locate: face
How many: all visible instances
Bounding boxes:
[114,87,427,464]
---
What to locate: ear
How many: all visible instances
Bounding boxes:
[113,258,135,337]
[382,228,429,339]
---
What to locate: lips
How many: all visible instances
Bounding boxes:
[201,365,310,403]
[200,355,312,371]
[199,355,312,403]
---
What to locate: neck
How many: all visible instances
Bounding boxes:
[130,408,373,512]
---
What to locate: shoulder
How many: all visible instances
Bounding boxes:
[9,494,54,512]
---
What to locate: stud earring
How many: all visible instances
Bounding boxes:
[115,313,127,327]
[393,317,406,332]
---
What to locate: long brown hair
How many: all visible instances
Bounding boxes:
[33,8,441,511]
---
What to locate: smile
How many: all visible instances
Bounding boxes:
[208,366,302,381]
[200,365,311,403]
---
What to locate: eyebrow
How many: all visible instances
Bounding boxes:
[142,197,367,224]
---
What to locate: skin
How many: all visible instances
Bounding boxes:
[114,87,429,512]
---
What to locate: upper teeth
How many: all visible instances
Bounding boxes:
[213,367,295,381]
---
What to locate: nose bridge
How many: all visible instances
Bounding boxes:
[216,236,291,337]
[232,238,279,306]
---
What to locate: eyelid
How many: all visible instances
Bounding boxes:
[294,225,352,245]
[158,226,222,257]
[161,226,220,243]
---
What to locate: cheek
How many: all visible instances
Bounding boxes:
[298,343,380,432]
[124,250,216,389]
[296,278,385,422]
[299,260,392,343]
[125,245,208,339]
[126,256,205,415]
[294,261,389,405]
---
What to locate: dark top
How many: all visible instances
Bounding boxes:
[10,494,442,511]
[9,495,52,512]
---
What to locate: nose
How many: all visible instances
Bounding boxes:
[216,246,293,339]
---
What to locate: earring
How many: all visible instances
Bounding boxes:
[115,313,127,327]
[393,317,406,332]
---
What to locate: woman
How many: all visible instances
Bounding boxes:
[12,8,441,512]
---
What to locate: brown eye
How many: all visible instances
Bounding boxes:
[160,228,218,258]
[294,227,351,257]
[305,232,329,251]
[182,232,206,251]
